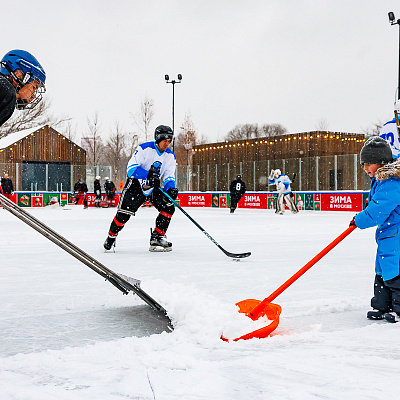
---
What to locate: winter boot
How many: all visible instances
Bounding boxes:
[104,235,116,251]
[149,229,172,252]
[384,312,400,323]
[366,309,385,320]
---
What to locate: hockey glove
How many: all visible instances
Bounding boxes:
[146,166,160,188]
[349,215,357,227]
[166,187,178,200]
[268,170,275,180]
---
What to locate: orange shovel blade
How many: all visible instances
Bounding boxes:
[221,299,282,342]
[236,299,282,321]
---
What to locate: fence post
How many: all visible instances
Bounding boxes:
[253,161,256,190]
[299,158,302,191]
[316,156,319,191]
[334,155,338,191]
[16,162,19,191]
[354,154,357,190]
[215,164,218,191]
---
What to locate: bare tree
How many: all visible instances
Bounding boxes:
[361,119,386,138]
[58,120,77,142]
[103,121,130,183]
[259,123,287,137]
[174,113,205,166]
[315,118,330,131]
[225,123,287,141]
[131,96,155,142]
[0,98,70,139]
[82,113,105,166]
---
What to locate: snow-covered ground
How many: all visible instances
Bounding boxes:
[0,204,399,399]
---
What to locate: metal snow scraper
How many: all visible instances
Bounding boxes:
[0,193,173,331]
[221,225,356,341]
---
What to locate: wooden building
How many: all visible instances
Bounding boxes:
[190,131,367,192]
[0,125,86,191]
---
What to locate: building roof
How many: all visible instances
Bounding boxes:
[0,125,47,149]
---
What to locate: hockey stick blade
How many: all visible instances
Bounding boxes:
[160,188,251,259]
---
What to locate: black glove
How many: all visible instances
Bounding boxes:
[166,187,178,200]
[349,215,357,227]
[146,166,160,188]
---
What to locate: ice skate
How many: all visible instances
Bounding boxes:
[384,312,400,323]
[149,230,172,252]
[104,235,116,252]
[366,309,385,320]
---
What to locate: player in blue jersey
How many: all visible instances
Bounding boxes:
[104,125,178,252]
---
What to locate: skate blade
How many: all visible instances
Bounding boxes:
[149,245,172,252]
[104,244,116,253]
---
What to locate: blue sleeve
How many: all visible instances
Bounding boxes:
[355,179,400,229]
[128,166,148,179]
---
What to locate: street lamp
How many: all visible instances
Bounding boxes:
[165,74,182,151]
[388,12,400,100]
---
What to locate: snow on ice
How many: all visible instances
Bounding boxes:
[0,205,399,399]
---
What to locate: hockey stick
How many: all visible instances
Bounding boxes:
[291,173,297,182]
[160,188,251,259]
[0,193,171,322]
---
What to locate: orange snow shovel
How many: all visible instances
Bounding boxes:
[223,225,357,342]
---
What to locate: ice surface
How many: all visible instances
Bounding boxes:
[1,205,399,399]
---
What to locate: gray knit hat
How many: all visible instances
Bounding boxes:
[360,137,393,165]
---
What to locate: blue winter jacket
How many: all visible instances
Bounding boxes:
[355,164,400,281]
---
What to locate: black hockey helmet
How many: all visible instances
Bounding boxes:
[155,125,173,144]
[236,174,242,180]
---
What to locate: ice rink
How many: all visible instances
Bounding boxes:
[0,204,398,399]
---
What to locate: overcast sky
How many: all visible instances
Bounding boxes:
[2,0,400,143]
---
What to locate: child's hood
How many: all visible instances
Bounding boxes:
[376,159,400,181]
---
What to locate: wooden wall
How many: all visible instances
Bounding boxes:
[0,125,86,164]
[0,125,86,190]
[190,131,366,192]
[192,131,365,165]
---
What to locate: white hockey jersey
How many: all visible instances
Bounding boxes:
[269,174,292,194]
[126,141,176,195]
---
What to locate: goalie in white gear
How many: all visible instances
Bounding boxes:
[268,169,298,214]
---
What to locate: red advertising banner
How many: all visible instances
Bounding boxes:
[85,193,120,207]
[238,193,273,209]
[32,195,43,207]
[320,193,363,212]
[177,193,212,207]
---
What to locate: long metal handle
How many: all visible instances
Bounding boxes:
[250,225,357,319]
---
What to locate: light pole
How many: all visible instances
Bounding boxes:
[164,74,182,151]
[389,12,400,100]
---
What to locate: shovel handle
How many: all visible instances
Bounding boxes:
[250,225,356,318]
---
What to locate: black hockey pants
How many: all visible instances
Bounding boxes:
[230,193,242,210]
[371,274,400,314]
[107,178,175,238]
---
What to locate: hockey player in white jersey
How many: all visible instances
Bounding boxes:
[103,125,178,252]
[268,169,298,215]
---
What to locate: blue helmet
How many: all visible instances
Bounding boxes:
[0,49,46,109]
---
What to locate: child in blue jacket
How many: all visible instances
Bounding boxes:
[352,136,400,323]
